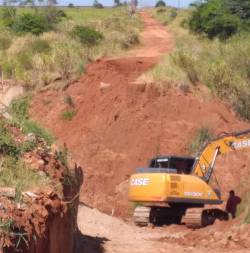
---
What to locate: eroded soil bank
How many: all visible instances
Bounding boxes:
[31,12,250,219]
[0,124,83,253]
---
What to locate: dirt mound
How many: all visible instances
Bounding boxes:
[31,11,250,219]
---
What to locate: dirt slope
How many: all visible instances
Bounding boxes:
[31,11,250,220]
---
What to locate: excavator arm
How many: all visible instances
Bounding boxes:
[192,129,250,182]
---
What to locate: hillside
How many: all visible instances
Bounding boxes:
[1,5,250,253]
[31,12,250,220]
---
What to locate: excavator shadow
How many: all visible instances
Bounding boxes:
[74,230,109,253]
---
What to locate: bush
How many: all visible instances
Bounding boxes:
[1,8,66,35]
[74,26,103,45]
[12,13,49,35]
[71,25,103,46]
[189,0,244,40]
[155,0,166,8]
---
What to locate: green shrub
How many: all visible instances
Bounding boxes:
[188,127,214,155]
[71,25,103,46]
[155,0,166,8]
[189,0,245,40]
[12,13,49,35]
[61,109,76,121]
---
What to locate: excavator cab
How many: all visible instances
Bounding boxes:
[149,156,195,175]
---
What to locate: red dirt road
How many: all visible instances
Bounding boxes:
[31,11,250,218]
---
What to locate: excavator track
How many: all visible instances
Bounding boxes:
[133,206,152,226]
[181,208,228,228]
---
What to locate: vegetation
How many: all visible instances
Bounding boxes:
[155,0,166,8]
[93,0,104,8]
[0,7,141,90]
[189,0,250,40]
[10,96,54,145]
[0,156,50,201]
[187,127,214,155]
[61,109,76,121]
[71,25,103,46]
[150,7,250,120]
[0,118,51,197]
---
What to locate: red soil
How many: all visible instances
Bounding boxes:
[31,12,250,219]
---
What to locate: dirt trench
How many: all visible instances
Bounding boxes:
[30,11,250,253]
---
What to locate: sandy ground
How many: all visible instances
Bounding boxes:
[76,205,250,253]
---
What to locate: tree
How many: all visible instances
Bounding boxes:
[155,0,166,7]
[226,0,250,20]
[189,0,242,39]
[93,0,104,8]
[114,0,120,6]
[68,3,74,7]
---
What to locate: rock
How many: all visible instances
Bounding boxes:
[100,82,111,91]
[0,187,15,198]
[25,133,36,142]
[213,231,222,241]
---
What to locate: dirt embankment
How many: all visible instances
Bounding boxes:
[0,124,83,253]
[31,12,250,219]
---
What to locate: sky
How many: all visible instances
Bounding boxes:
[65,0,195,8]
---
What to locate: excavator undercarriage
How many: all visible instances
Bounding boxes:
[133,205,228,228]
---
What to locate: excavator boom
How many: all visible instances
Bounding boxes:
[192,129,250,182]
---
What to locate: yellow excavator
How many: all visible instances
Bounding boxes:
[128,129,250,228]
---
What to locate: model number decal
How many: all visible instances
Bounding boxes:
[131,178,150,186]
[184,192,203,197]
[232,139,250,149]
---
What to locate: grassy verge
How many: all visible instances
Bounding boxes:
[0,95,57,199]
[148,7,250,120]
[0,7,141,90]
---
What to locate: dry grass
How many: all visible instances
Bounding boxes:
[147,8,250,120]
[0,7,141,90]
